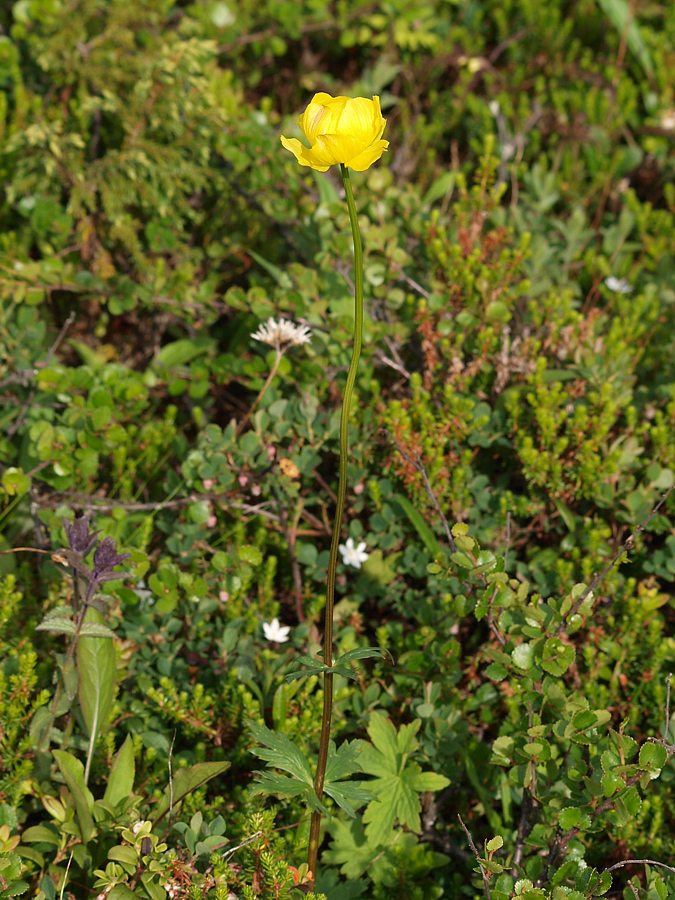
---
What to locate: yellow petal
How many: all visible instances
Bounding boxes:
[337,96,385,143]
[344,139,390,172]
[300,93,347,142]
[315,133,369,164]
[280,135,330,171]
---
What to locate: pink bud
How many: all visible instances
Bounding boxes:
[207,515,217,528]
[203,479,215,490]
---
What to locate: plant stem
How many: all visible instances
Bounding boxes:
[236,347,283,436]
[307,164,364,882]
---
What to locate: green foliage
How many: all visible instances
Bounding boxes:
[0,0,673,896]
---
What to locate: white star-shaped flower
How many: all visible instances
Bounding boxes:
[338,537,369,569]
[251,317,312,349]
[262,617,291,643]
[604,276,632,294]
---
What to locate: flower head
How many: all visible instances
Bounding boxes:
[604,276,632,294]
[338,537,369,569]
[281,93,389,172]
[251,317,312,350]
[262,617,291,643]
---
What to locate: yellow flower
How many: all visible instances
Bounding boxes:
[280,93,389,172]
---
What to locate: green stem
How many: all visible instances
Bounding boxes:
[236,347,283,437]
[307,164,364,882]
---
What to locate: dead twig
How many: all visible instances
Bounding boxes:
[457,814,492,900]
[387,431,457,553]
[557,487,672,634]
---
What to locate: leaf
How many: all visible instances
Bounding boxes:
[78,622,117,639]
[324,740,364,783]
[154,337,213,369]
[359,713,444,846]
[53,750,95,843]
[323,780,371,818]
[249,722,315,786]
[103,735,136,807]
[35,617,77,636]
[152,761,230,823]
[314,169,340,205]
[247,248,292,288]
[596,0,653,75]
[407,770,450,792]
[638,742,667,772]
[254,772,322,809]
[20,825,60,845]
[335,647,393,666]
[391,493,441,556]
[511,643,534,670]
[77,608,116,741]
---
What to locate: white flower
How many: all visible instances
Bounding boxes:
[262,617,291,643]
[339,537,369,569]
[604,276,632,294]
[251,317,312,349]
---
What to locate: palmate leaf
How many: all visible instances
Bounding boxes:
[358,712,450,845]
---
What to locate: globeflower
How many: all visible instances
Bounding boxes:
[281,93,389,172]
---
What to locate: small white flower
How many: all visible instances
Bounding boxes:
[132,820,148,835]
[262,617,291,643]
[604,276,632,294]
[251,317,312,349]
[339,537,369,569]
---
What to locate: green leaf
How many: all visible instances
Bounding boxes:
[152,761,230,823]
[391,493,441,556]
[638,742,667,771]
[155,337,213,369]
[249,722,315,786]
[103,735,136,807]
[247,248,292,288]
[324,740,364,783]
[407,770,451,792]
[540,638,575,676]
[77,609,116,741]
[486,835,504,852]
[20,825,60,845]
[1,467,31,496]
[512,643,534,670]
[53,750,95,843]
[35,617,76,635]
[596,0,653,75]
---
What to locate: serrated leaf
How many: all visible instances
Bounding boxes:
[35,617,76,635]
[249,722,315,786]
[324,740,365,783]
[335,646,392,666]
[323,781,372,817]
[252,773,323,809]
[152,761,230,823]
[78,622,117,639]
[638,742,667,771]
